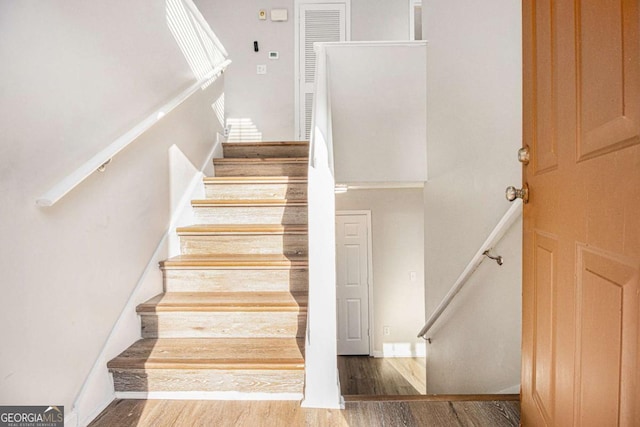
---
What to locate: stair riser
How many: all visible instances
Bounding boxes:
[214,163,307,177]
[223,145,309,158]
[205,183,307,200]
[162,269,309,293]
[193,206,308,225]
[140,312,306,338]
[111,369,304,393]
[179,235,308,256]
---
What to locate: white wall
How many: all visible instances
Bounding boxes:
[422,0,522,393]
[328,43,427,183]
[351,0,411,41]
[336,189,425,357]
[196,0,412,140]
[0,0,224,418]
[195,0,296,140]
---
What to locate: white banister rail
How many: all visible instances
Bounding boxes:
[35,59,231,207]
[301,44,342,409]
[418,199,523,340]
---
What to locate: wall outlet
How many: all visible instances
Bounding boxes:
[257,64,267,74]
[383,326,391,336]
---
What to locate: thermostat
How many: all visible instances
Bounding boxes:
[268,51,279,60]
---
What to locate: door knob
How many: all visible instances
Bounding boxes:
[518,146,530,164]
[506,183,529,204]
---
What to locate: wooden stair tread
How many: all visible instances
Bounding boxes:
[213,157,308,164]
[191,199,307,207]
[160,254,308,268]
[222,141,309,147]
[108,338,305,370]
[177,224,308,235]
[138,292,308,312]
[203,176,308,183]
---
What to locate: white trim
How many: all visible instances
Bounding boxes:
[336,181,425,190]
[64,411,78,427]
[408,0,415,41]
[372,342,426,358]
[497,384,521,394]
[115,391,303,401]
[317,40,427,48]
[409,0,422,41]
[36,60,230,207]
[72,140,221,427]
[336,210,374,356]
[74,398,113,427]
[294,0,351,141]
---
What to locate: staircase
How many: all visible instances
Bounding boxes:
[108,141,309,399]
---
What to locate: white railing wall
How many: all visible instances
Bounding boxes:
[301,44,343,409]
[303,41,428,408]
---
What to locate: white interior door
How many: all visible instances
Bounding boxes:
[336,212,371,355]
[297,2,347,140]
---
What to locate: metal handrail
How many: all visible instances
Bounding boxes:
[417,199,523,340]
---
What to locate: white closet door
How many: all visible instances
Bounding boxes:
[298,3,346,140]
[336,213,371,355]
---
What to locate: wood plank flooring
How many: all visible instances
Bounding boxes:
[338,356,427,395]
[89,398,520,426]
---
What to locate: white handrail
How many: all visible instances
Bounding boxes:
[417,199,523,339]
[35,59,231,207]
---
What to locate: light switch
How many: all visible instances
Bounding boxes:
[257,65,267,74]
[410,271,417,281]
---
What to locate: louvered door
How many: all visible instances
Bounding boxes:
[297,3,347,140]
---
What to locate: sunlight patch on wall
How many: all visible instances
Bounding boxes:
[226,118,262,142]
[166,0,228,82]
[381,342,426,358]
[212,93,225,128]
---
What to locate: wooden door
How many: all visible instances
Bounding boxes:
[336,212,371,355]
[521,1,640,425]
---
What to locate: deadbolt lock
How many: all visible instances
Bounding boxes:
[518,146,530,164]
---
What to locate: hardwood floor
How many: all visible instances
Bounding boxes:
[338,356,427,395]
[89,398,520,427]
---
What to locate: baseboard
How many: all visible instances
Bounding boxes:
[74,398,114,427]
[372,342,426,358]
[64,410,78,427]
[115,392,303,401]
[497,384,521,394]
[343,394,520,402]
[72,140,221,427]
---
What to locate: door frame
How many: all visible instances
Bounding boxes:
[336,210,374,356]
[408,0,421,41]
[294,0,351,140]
